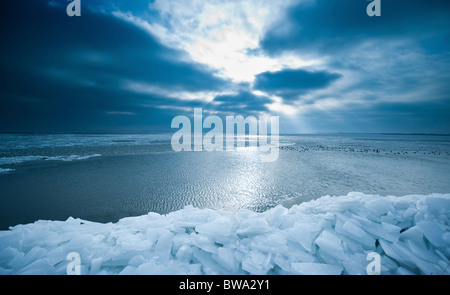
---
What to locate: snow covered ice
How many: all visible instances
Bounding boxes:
[0,192,449,275]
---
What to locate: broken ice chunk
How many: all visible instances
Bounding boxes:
[290,262,343,275]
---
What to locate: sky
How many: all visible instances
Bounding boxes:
[0,0,449,134]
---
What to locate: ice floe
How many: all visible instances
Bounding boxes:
[0,192,448,275]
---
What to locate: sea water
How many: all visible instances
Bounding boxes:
[0,133,449,229]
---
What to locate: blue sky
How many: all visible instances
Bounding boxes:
[1,0,449,133]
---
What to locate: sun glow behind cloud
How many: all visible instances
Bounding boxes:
[114,0,314,84]
[108,0,325,119]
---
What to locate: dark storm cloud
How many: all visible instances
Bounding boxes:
[257,0,450,133]
[253,69,341,101]
[0,0,229,132]
[207,91,273,115]
[261,0,450,55]
[1,0,450,134]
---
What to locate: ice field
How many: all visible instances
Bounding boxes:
[0,192,449,275]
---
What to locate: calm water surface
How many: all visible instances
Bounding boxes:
[0,133,449,229]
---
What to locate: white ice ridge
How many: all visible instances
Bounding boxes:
[0,192,449,275]
[0,155,101,173]
[0,154,101,165]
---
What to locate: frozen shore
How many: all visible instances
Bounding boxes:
[0,192,449,275]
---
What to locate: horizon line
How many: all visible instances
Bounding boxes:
[0,131,449,136]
